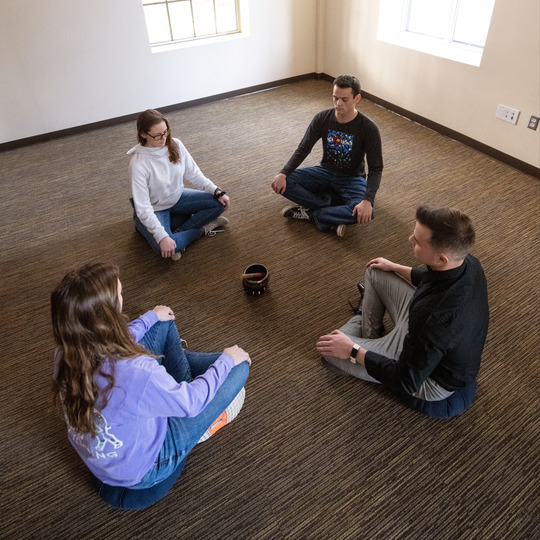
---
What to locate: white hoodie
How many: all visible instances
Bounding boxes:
[127,138,217,244]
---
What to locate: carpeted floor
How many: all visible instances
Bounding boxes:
[1,78,539,539]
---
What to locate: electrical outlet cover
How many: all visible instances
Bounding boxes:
[496,104,520,125]
[527,116,539,130]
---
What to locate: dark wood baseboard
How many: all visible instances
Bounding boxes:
[364,91,539,179]
[2,71,538,179]
[318,73,539,179]
[0,73,317,152]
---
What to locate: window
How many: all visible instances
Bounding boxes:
[142,0,240,47]
[377,0,497,66]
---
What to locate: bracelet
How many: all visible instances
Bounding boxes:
[214,190,226,199]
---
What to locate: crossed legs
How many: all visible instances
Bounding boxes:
[322,267,414,380]
[132,320,249,488]
[282,166,368,231]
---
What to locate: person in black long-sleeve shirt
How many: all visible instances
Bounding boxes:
[317,205,489,418]
[271,75,383,237]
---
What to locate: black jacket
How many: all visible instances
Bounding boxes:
[365,255,489,394]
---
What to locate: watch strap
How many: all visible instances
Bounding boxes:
[349,343,360,363]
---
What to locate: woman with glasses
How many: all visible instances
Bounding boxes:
[128,109,230,261]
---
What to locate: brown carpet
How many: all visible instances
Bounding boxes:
[1,79,539,539]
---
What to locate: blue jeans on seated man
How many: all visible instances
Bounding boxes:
[282,165,370,231]
[323,267,476,418]
[132,188,224,255]
[128,319,249,489]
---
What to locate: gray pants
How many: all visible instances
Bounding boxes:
[324,267,453,401]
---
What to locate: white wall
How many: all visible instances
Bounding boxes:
[2,0,539,169]
[0,0,316,143]
[317,0,540,168]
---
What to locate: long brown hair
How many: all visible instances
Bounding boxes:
[136,109,180,164]
[51,262,151,436]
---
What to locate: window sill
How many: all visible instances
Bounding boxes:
[378,31,483,67]
[150,30,248,54]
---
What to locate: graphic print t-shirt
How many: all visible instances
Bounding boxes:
[280,108,383,203]
[326,129,354,169]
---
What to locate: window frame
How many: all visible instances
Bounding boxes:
[377,0,497,67]
[141,0,242,49]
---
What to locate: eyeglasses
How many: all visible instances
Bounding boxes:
[146,129,169,140]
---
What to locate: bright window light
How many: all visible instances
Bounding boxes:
[378,0,497,66]
[141,0,241,47]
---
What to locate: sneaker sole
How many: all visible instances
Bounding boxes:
[197,387,245,443]
[281,205,297,217]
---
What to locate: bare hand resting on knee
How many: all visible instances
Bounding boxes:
[224,345,252,366]
[317,330,354,359]
[159,236,177,258]
[271,173,287,195]
[153,305,176,321]
[366,257,397,271]
[366,257,412,282]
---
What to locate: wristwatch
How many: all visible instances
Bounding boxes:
[350,343,361,363]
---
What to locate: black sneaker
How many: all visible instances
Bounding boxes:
[348,282,365,314]
[281,205,312,221]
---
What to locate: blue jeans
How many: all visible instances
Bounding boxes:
[283,165,369,230]
[132,320,249,489]
[132,189,224,255]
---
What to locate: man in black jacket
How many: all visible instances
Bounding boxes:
[317,205,489,417]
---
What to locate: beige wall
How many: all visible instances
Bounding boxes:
[2,0,538,169]
[0,0,317,143]
[317,0,540,168]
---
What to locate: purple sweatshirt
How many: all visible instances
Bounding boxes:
[58,311,234,487]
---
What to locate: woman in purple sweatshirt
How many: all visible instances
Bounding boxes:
[51,262,250,507]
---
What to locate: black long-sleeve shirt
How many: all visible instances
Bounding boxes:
[280,109,383,204]
[365,255,489,394]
